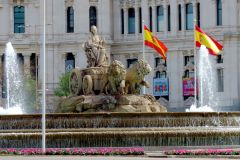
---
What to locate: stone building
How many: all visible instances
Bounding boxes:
[0,0,240,111]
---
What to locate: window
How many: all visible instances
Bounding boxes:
[155,71,166,78]
[155,57,160,67]
[184,55,194,66]
[155,57,167,67]
[156,71,161,78]
[127,58,137,68]
[67,7,74,33]
[167,5,171,31]
[217,0,222,26]
[178,4,182,30]
[184,70,194,78]
[160,71,167,78]
[14,6,25,33]
[139,8,142,33]
[149,7,152,31]
[157,5,164,32]
[121,9,124,34]
[128,8,135,34]
[217,68,224,92]
[65,53,75,72]
[30,53,37,80]
[197,3,200,27]
[1,55,6,98]
[17,53,24,73]
[216,54,223,63]
[89,6,97,30]
[186,3,193,30]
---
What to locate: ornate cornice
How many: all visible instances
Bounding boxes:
[120,0,141,8]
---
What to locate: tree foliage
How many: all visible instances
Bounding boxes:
[23,75,37,113]
[54,72,71,97]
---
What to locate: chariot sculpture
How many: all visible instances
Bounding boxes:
[58,26,166,113]
[69,25,151,96]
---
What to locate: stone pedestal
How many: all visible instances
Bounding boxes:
[56,94,167,113]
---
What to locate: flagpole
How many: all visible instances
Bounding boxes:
[42,0,46,153]
[193,19,197,107]
[142,20,145,94]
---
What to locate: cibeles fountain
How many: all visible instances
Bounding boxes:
[1,26,240,148]
[56,25,166,113]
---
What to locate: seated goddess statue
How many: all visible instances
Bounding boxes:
[83,25,109,67]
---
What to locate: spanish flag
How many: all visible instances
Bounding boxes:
[195,25,223,56]
[144,25,168,60]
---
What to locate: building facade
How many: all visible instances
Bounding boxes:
[0,0,240,111]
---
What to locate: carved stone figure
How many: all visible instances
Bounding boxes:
[83,25,109,67]
[125,59,152,94]
[100,60,126,95]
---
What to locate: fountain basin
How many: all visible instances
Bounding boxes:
[1,112,240,148]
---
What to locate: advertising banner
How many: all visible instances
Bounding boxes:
[183,77,198,96]
[65,60,74,72]
[153,78,169,96]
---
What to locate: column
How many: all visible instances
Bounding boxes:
[135,6,139,36]
[192,0,197,23]
[10,4,13,34]
[62,53,66,73]
[152,5,157,33]
[36,54,39,88]
[164,3,168,37]
[181,2,185,34]
[170,0,177,35]
[23,54,31,76]
[124,7,128,37]
[0,54,2,102]
[141,0,149,29]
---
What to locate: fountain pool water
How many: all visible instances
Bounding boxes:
[0,42,24,114]
[186,45,217,112]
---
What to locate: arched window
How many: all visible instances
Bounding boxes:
[217,0,222,26]
[127,58,137,68]
[157,5,164,32]
[65,53,75,72]
[184,70,194,78]
[67,7,74,33]
[186,3,193,30]
[89,6,97,30]
[14,6,25,33]
[128,8,135,34]
[184,70,190,78]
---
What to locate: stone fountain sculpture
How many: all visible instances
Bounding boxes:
[56,26,166,113]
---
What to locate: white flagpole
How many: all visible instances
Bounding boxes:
[194,20,197,107]
[42,0,46,153]
[142,20,146,94]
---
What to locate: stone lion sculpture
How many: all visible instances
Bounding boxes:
[100,60,126,95]
[125,59,152,94]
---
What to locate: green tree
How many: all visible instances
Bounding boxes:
[54,72,71,97]
[23,75,37,113]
